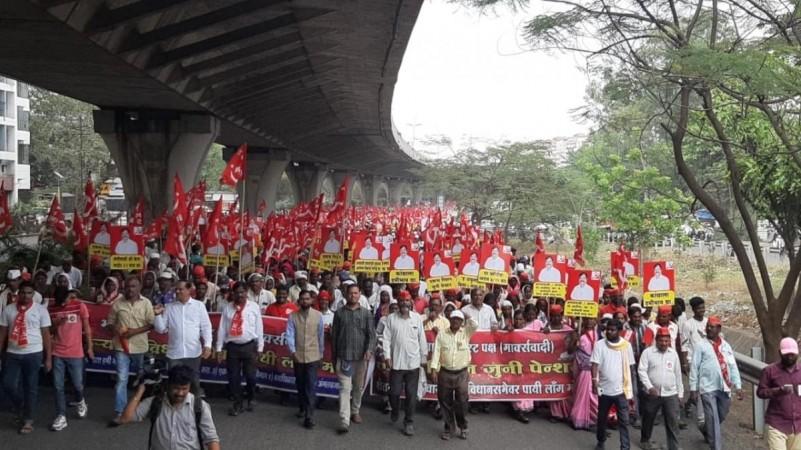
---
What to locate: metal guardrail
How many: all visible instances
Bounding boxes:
[735,348,767,435]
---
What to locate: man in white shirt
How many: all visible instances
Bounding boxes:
[358,238,379,260]
[0,281,53,433]
[591,319,635,450]
[570,272,595,301]
[393,245,415,270]
[383,295,428,436]
[246,273,275,313]
[216,282,264,416]
[429,253,451,278]
[460,252,480,277]
[323,230,341,254]
[0,269,45,313]
[153,280,213,395]
[538,256,562,283]
[330,280,370,311]
[460,288,498,331]
[680,297,708,427]
[638,326,683,450]
[289,271,319,302]
[482,247,506,272]
[59,257,83,289]
[114,229,140,255]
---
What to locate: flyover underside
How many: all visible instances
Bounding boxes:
[0,0,423,178]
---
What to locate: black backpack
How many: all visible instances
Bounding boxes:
[147,394,205,449]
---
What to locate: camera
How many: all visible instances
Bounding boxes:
[134,355,165,388]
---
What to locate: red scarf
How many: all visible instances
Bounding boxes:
[10,302,30,347]
[229,303,245,337]
[711,337,732,387]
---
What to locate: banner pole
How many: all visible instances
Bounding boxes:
[238,182,246,282]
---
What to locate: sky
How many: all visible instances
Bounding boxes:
[392,1,591,157]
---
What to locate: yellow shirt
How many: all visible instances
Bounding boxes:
[430,318,478,372]
[423,314,450,333]
[107,296,155,353]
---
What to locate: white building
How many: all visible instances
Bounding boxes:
[0,76,30,205]
[544,133,587,166]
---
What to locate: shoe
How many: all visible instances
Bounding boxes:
[458,429,468,440]
[639,441,659,450]
[403,423,415,436]
[50,415,68,431]
[440,432,452,440]
[383,402,392,414]
[228,404,244,417]
[303,418,316,429]
[351,414,363,424]
[107,415,122,428]
[390,410,399,423]
[76,400,88,419]
[513,411,529,424]
[337,423,349,434]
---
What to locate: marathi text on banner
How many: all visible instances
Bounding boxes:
[353,259,389,273]
[533,282,567,298]
[89,244,110,258]
[643,290,675,306]
[204,254,229,268]
[318,253,344,270]
[627,275,641,288]
[564,300,599,318]
[427,276,457,291]
[389,270,420,284]
[110,255,144,271]
[478,269,508,285]
[457,275,483,289]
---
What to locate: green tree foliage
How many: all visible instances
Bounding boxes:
[29,88,114,194]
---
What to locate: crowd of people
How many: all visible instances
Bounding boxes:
[0,247,798,450]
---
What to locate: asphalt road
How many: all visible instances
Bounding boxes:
[0,379,763,450]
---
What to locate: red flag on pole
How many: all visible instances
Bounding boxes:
[72,209,88,251]
[132,197,145,231]
[573,225,585,266]
[220,143,247,187]
[164,214,187,264]
[82,176,97,224]
[535,231,545,254]
[0,183,12,235]
[204,199,223,250]
[47,196,68,243]
[172,174,188,222]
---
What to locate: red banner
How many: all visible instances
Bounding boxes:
[373,329,574,401]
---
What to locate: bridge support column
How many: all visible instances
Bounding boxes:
[224,147,289,215]
[287,164,328,204]
[413,183,424,204]
[93,110,220,218]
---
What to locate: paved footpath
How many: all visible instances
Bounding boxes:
[0,381,765,450]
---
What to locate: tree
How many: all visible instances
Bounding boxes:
[29,88,114,195]
[459,0,801,357]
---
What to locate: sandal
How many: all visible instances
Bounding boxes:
[19,421,34,434]
[440,432,451,440]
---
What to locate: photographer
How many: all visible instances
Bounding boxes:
[121,365,220,450]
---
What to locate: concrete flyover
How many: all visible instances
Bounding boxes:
[0,0,426,215]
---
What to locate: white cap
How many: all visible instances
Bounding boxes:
[630,303,643,313]
[158,271,174,280]
[501,300,513,308]
[601,313,614,320]
[450,310,465,320]
[295,271,308,280]
[6,269,21,280]
[342,279,355,286]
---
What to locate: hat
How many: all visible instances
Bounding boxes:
[780,337,799,355]
[158,271,174,280]
[615,306,628,316]
[398,291,412,300]
[446,288,460,296]
[444,301,458,310]
[342,261,352,270]
[501,300,513,308]
[601,313,614,320]
[450,310,465,320]
[6,269,21,280]
[549,304,563,315]
[247,273,264,282]
[317,290,332,301]
[342,279,355,286]
[707,316,722,326]
[630,303,643,313]
[431,292,441,300]
[657,305,672,315]
[192,265,206,277]
[295,271,308,280]
[656,326,671,337]
[519,272,530,282]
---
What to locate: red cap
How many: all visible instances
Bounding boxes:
[446,288,460,296]
[408,283,420,289]
[431,292,441,300]
[708,316,722,326]
[615,306,628,316]
[519,272,530,281]
[657,305,673,315]
[342,261,352,270]
[656,326,671,337]
[398,291,412,300]
[549,304,563,315]
[192,265,206,277]
[317,290,331,301]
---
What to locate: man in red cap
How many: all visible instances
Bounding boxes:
[643,305,680,352]
[637,326,683,450]
[689,316,743,450]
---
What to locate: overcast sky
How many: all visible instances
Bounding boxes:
[392,1,591,156]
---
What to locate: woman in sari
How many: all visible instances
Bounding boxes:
[96,276,121,304]
[571,317,599,430]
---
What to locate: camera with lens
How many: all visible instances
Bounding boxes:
[134,355,166,391]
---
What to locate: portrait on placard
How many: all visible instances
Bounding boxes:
[320,227,342,254]
[110,226,142,256]
[351,235,383,261]
[460,249,481,277]
[644,261,674,292]
[390,242,418,271]
[424,251,454,278]
[379,234,394,260]
[450,236,465,259]
[612,250,640,278]
[91,221,111,246]
[566,269,600,302]
[534,253,567,283]
[479,244,510,273]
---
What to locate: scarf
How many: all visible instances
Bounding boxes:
[230,303,245,337]
[605,337,633,399]
[711,337,732,388]
[10,302,30,347]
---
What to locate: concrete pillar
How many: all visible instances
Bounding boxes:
[287,163,328,203]
[388,179,414,206]
[371,177,390,206]
[94,109,220,218]
[224,147,289,214]
[413,183,424,204]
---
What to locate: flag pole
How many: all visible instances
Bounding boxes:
[238,181,245,282]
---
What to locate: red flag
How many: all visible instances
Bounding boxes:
[204,199,223,250]
[82,176,97,223]
[46,196,68,243]
[257,199,267,217]
[72,209,88,251]
[220,143,247,187]
[144,211,167,240]
[573,225,585,266]
[132,197,145,231]
[164,214,187,264]
[172,174,188,222]
[0,183,12,235]
[330,176,350,215]
[535,231,545,254]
